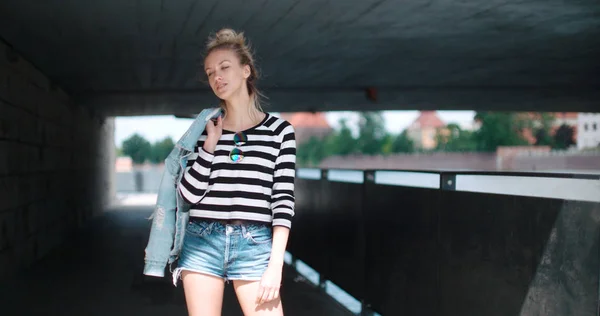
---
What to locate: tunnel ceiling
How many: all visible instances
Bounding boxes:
[0,0,599,116]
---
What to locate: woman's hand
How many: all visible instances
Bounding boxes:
[256,263,283,305]
[203,115,222,153]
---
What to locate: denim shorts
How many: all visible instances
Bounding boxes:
[172,218,273,286]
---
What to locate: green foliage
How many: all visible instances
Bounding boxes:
[296,117,358,167]
[327,118,357,156]
[553,124,575,149]
[389,130,415,153]
[534,113,555,147]
[117,111,578,168]
[295,111,582,168]
[436,123,477,152]
[534,129,554,147]
[121,134,175,165]
[296,111,417,167]
[122,133,152,164]
[296,136,329,167]
[356,112,388,155]
[150,137,175,164]
[473,112,529,152]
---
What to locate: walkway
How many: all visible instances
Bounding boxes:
[0,205,352,316]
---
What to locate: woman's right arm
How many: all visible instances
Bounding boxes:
[178,126,220,204]
[177,148,213,205]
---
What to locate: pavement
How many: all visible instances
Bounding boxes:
[0,205,353,316]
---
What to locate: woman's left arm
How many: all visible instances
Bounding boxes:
[256,227,290,305]
[269,226,290,267]
[257,122,296,305]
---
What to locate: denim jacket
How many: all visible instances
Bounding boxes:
[143,107,222,277]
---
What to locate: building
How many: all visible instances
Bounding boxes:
[577,113,600,149]
[115,156,133,172]
[519,112,578,146]
[279,112,333,145]
[406,111,447,150]
[553,112,579,128]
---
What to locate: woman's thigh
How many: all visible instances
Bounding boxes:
[182,270,225,316]
[233,280,283,316]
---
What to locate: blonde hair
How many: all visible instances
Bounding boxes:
[203,28,265,118]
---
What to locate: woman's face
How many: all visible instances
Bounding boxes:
[204,49,250,100]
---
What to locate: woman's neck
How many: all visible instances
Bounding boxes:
[224,90,263,132]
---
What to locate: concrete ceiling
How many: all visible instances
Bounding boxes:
[0,0,599,116]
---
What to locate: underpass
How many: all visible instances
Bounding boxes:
[1,0,599,315]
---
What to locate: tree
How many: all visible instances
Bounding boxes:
[297,136,328,167]
[534,129,554,147]
[356,112,388,155]
[553,124,575,149]
[121,133,152,165]
[296,117,360,167]
[436,123,477,152]
[473,112,529,152]
[150,137,175,164]
[327,118,357,156]
[390,130,415,153]
[534,113,555,147]
[380,134,394,154]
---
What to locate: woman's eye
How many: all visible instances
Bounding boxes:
[222,66,229,70]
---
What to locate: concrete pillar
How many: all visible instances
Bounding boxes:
[99,117,116,209]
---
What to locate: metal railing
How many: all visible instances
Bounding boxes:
[288,168,600,316]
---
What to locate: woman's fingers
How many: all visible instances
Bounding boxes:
[257,284,280,305]
[256,284,266,304]
[266,288,276,302]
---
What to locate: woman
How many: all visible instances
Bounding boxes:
[173,28,296,316]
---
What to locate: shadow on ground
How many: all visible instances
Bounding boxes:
[0,205,352,316]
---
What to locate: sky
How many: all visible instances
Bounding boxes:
[114,110,475,146]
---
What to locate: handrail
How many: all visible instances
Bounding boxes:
[297,168,600,202]
[290,167,600,315]
[299,167,600,180]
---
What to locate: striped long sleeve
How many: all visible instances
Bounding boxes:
[178,146,215,204]
[271,124,296,228]
[178,114,297,228]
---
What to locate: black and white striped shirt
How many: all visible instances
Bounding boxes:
[178,113,296,228]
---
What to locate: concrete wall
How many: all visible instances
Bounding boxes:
[319,153,498,171]
[115,165,164,193]
[0,40,113,279]
[318,151,600,172]
[511,152,600,172]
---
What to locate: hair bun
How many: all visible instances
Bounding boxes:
[208,28,245,49]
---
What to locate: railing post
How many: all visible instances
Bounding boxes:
[440,172,456,191]
[318,274,327,290]
[290,255,297,270]
[362,170,375,316]
[321,168,328,293]
[360,301,374,316]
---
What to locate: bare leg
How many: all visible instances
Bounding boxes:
[181,270,225,316]
[233,280,284,316]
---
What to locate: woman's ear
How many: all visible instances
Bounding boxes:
[243,65,251,79]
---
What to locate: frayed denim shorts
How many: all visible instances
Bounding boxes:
[172,218,273,286]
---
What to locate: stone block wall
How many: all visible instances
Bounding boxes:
[0,40,113,279]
